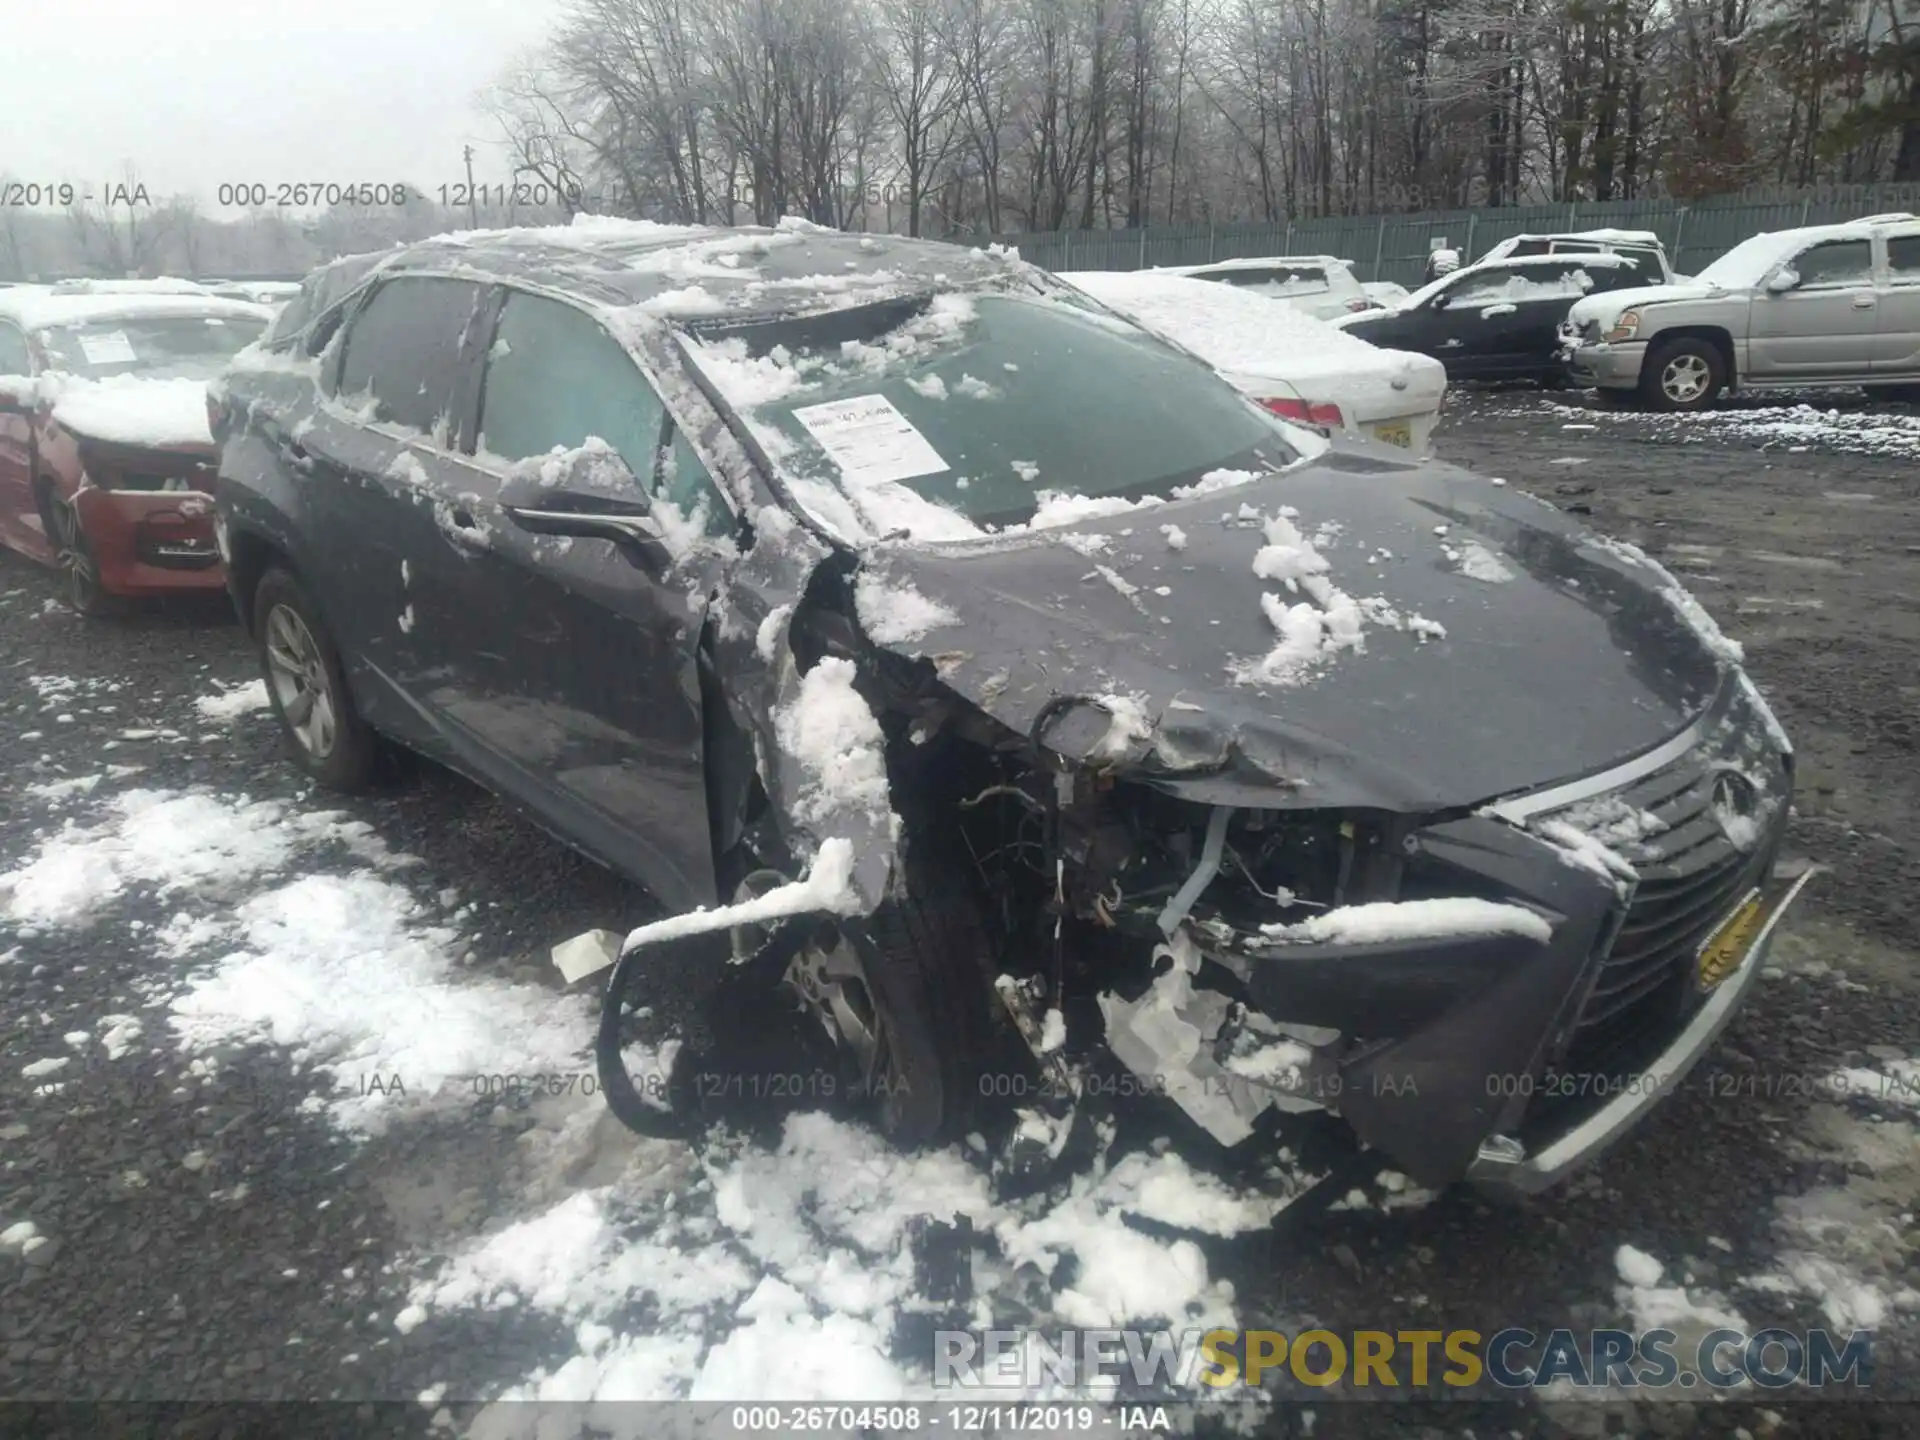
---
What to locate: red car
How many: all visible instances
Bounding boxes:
[0,284,272,612]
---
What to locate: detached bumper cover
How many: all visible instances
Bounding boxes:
[1467,863,1817,1193]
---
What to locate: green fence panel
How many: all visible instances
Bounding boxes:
[987,182,1920,284]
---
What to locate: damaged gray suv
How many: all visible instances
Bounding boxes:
[211,220,1810,1197]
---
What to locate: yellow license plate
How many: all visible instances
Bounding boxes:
[1374,421,1412,448]
[1696,890,1768,992]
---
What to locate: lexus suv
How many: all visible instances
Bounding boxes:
[1562,213,1920,410]
[211,219,1809,1195]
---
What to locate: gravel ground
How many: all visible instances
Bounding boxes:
[1,392,1916,1437]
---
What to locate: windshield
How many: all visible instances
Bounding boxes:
[1693,232,1807,290]
[683,288,1300,539]
[40,313,270,382]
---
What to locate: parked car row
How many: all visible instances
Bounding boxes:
[0,218,1807,1204]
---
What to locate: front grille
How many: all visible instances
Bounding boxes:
[1547,746,1782,1079]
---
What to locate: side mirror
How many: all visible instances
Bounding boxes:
[498,441,665,556]
[1429,293,1452,312]
[1766,269,1799,294]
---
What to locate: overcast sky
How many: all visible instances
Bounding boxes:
[9,0,563,209]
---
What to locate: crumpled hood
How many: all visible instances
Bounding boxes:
[867,456,1731,812]
[1566,282,1725,328]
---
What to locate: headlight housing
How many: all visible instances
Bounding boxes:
[1603,309,1641,343]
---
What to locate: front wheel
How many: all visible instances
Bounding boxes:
[42,490,114,616]
[1641,339,1725,412]
[253,566,377,789]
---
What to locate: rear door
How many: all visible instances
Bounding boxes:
[1745,237,1878,378]
[298,272,492,746]
[1872,229,1920,374]
[417,288,740,911]
[0,321,41,557]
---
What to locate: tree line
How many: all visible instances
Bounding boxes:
[487,0,1920,235]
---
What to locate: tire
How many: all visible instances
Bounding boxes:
[39,488,116,616]
[1640,337,1725,412]
[253,565,377,790]
[844,831,998,1145]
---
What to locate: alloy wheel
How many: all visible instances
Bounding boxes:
[48,498,101,612]
[262,603,338,758]
[1661,353,1712,405]
[732,872,910,1130]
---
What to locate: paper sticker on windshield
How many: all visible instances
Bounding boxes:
[790,394,949,488]
[77,330,136,365]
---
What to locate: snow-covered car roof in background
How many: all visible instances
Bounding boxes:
[0,290,275,332]
[1481,228,1663,259]
[1166,254,1353,274]
[47,277,215,296]
[343,215,1025,325]
[1064,270,1436,387]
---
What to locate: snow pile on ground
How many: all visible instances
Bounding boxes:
[42,374,218,448]
[0,789,376,929]
[1526,398,1920,461]
[1613,1243,1751,1343]
[169,871,592,1134]
[408,1111,1283,1406]
[853,569,960,648]
[194,680,270,722]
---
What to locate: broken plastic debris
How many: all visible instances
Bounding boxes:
[551,928,625,985]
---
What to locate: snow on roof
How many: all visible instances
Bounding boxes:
[1171,255,1349,275]
[425,212,715,251]
[48,276,213,296]
[1488,228,1663,250]
[1065,270,1421,388]
[0,290,273,332]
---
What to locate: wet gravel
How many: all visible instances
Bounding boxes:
[1,391,1916,1434]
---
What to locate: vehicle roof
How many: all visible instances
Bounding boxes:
[0,289,276,331]
[1457,252,1628,273]
[1171,255,1351,273]
[1489,229,1664,249]
[1756,213,1920,245]
[353,216,1024,322]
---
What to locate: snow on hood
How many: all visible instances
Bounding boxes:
[1567,281,1719,328]
[1066,270,1438,396]
[43,374,216,448]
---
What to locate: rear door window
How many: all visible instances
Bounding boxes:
[336,276,485,436]
[1885,234,1920,285]
[1791,239,1874,289]
[478,290,731,535]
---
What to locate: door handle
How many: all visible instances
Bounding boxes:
[1852,296,1877,309]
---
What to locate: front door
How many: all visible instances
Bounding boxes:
[1746,237,1880,378]
[417,288,742,912]
[1872,230,1920,374]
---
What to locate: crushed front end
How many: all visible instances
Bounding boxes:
[930,669,1804,1194]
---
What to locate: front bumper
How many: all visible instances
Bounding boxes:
[74,488,225,594]
[1103,675,1800,1193]
[1465,863,1817,1192]
[1564,338,1648,389]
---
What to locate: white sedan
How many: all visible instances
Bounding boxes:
[1068,269,1449,455]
